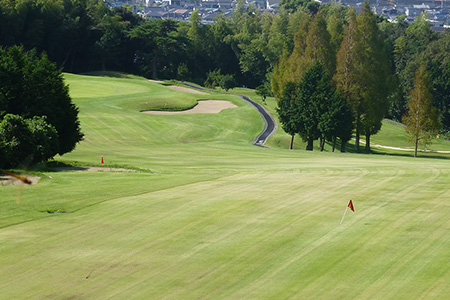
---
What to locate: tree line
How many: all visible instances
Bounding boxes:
[1,0,449,158]
[273,3,444,153]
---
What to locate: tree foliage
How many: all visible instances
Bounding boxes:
[0,114,58,168]
[0,45,83,166]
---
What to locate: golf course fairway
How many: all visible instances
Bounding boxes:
[1,73,450,299]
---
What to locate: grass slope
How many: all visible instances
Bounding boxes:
[1,74,450,299]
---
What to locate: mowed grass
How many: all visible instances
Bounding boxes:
[1,74,450,299]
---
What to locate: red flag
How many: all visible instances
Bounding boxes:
[348,200,354,212]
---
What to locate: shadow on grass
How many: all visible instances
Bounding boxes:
[324,140,450,160]
[80,71,133,78]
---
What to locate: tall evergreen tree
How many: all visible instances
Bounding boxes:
[357,3,391,151]
[272,10,337,99]
[334,8,360,147]
[304,12,335,76]
[402,65,440,157]
[277,82,300,149]
[335,3,390,151]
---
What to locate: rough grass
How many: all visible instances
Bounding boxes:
[1,74,450,299]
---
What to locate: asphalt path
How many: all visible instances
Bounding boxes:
[181,82,277,147]
[237,95,276,146]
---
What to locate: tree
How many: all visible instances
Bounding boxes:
[295,62,333,150]
[402,65,440,157]
[304,12,335,76]
[357,3,391,151]
[277,82,299,149]
[255,83,271,103]
[280,0,319,14]
[129,19,186,79]
[271,13,311,98]
[204,69,222,89]
[220,74,237,91]
[94,14,128,71]
[321,92,354,152]
[0,45,83,156]
[392,13,436,122]
[423,31,450,132]
[334,4,390,151]
[0,114,58,168]
[0,114,34,169]
[207,13,240,81]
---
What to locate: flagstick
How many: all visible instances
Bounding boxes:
[340,207,348,224]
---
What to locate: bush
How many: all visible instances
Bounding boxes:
[0,114,58,168]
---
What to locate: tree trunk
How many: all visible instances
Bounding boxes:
[340,138,346,152]
[152,50,158,79]
[70,50,76,73]
[365,134,371,151]
[290,135,294,150]
[320,137,325,152]
[60,47,72,69]
[306,137,314,151]
[414,137,418,157]
[355,114,361,151]
[332,136,336,152]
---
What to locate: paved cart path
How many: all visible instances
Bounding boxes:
[180,83,277,146]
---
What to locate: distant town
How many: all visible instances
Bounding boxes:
[106,0,450,30]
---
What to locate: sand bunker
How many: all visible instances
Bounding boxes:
[143,100,238,115]
[166,85,208,95]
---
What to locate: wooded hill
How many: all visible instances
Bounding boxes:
[2,0,450,147]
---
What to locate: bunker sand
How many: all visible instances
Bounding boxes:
[166,85,208,95]
[143,100,238,115]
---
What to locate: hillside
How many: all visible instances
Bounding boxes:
[1,73,450,299]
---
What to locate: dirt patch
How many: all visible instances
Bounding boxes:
[143,100,237,115]
[0,173,40,185]
[166,85,208,94]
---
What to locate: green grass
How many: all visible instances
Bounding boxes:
[2,73,450,299]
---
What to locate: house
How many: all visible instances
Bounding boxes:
[166,8,191,20]
[144,9,168,19]
[201,0,233,9]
